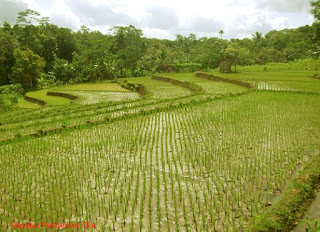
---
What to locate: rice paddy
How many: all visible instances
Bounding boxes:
[1,70,319,231]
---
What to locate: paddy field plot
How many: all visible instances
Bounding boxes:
[211,70,320,93]
[1,91,319,231]
[59,91,140,105]
[0,70,319,231]
[52,82,129,92]
[17,97,41,109]
[18,82,139,108]
[126,76,192,99]
[26,89,72,105]
[163,73,247,94]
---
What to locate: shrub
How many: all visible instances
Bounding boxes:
[119,81,139,92]
[174,63,202,72]
[0,83,24,95]
[0,83,24,111]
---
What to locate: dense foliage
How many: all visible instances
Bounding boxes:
[0,1,319,89]
[0,83,24,111]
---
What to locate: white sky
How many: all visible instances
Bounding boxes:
[0,0,314,39]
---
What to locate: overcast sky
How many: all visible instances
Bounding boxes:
[0,0,314,39]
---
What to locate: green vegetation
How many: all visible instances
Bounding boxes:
[126,76,192,99]
[252,154,320,231]
[115,79,140,92]
[67,91,140,105]
[0,1,319,91]
[162,73,247,94]
[26,89,71,105]
[0,89,319,231]
[17,97,41,109]
[0,67,319,231]
[18,82,136,107]
[0,83,24,111]
[0,1,319,231]
[11,48,45,89]
[52,82,129,92]
[207,61,320,93]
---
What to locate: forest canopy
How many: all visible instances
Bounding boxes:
[0,2,319,89]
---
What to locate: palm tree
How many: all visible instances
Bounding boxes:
[252,32,262,41]
[219,30,224,38]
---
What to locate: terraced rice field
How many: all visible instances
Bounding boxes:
[0,71,319,231]
[163,73,247,94]
[60,91,140,105]
[52,82,130,92]
[26,89,72,105]
[126,76,193,99]
[212,70,320,93]
[18,82,138,108]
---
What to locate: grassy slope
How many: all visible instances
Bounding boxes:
[26,89,71,105]
[18,82,133,108]
[210,70,320,93]
[62,91,140,105]
[211,70,315,81]
[126,76,192,98]
[17,97,41,109]
[163,73,247,94]
[52,82,129,92]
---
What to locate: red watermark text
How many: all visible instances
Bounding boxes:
[10,222,96,229]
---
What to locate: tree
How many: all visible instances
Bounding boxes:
[16,9,49,26]
[12,49,45,88]
[223,45,239,72]
[110,25,145,77]
[195,37,227,69]
[252,32,262,41]
[0,26,19,85]
[138,40,167,74]
[53,58,72,82]
[219,30,224,38]
[311,0,320,21]
[55,27,78,62]
[1,21,12,32]
[310,0,320,58]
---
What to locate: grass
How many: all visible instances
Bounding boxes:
[18,82,132,108]
[210,70,316,81]
[163,73,247,94]
[52,82,129,92]
[208,69,320,93]
[234,59,320,72]
[26,89,71,105]
[62,91,140,104]
[126,76,192,99]
[251,154,320,231]
[17,97,42,109]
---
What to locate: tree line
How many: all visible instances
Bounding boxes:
[0,1,319,89]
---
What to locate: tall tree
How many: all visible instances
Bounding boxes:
[16,9,49,26]
[11,49,45,88]
[310,0,320,58]
[110,25,145,77]
[219,30,224,38]
[311,0,320,21]
[0,24,19,85]
[55,27,78,62]
[252,32,262,41]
